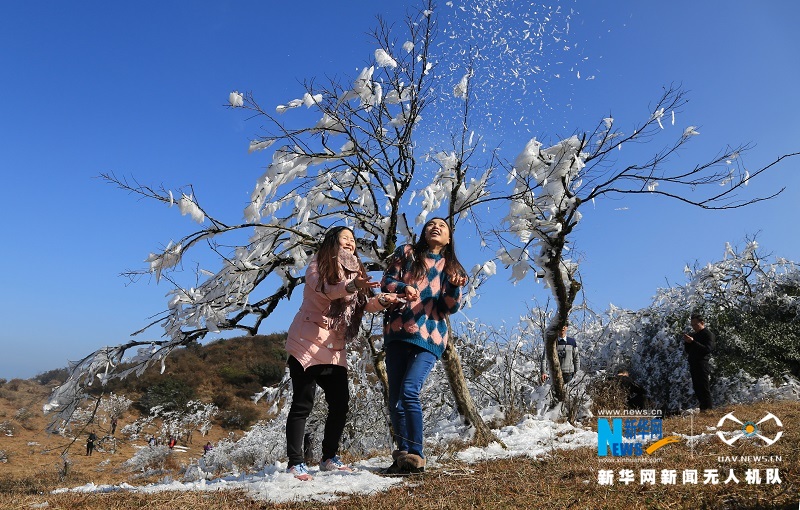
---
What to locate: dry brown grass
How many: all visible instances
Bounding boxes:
[1,379,797,509]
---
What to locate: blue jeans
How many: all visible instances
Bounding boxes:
[384,342,437,458]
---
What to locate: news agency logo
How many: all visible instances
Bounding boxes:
[716,412,783,446]
[597,416,681,457]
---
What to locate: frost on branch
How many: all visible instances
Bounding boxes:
[229,91,243,108]
[415,151,490,225]
[374,48,398,68]
[497,247,530,283]
[178,194,205,223]
[501,136,585,288]
[493,85,790,403]
[44,340,185,428]
[683,125,700,137]
[454,73,469,99]
[145,241,182,283]
[248,139,276,153]
[59,5,488,424]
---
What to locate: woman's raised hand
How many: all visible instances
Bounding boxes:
[448,272,468,287]
[354,275,380,290]
[404,286,419,301]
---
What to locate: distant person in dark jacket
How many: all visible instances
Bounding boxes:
[683,313,716,411]
[616,370,648,409]
[86,431,97,456]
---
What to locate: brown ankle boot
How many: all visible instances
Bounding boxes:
[398,453,425,474]
[381,450,409,475]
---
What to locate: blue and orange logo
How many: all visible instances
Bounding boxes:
[716,412,783,446]
[598,417,681,457]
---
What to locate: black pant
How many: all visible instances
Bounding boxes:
[689,358,713,410]
[286,356,349,467]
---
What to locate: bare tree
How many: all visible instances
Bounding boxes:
[45,2,502,446]
[501,84,799,401]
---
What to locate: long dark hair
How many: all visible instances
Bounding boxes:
[315,226,373,337]
[408,217,466,282]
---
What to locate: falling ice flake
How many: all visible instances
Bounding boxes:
[429,0,587,136]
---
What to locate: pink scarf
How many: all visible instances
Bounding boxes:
[327,250,368,340]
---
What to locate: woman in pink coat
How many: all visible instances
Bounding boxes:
[285,226,401,480]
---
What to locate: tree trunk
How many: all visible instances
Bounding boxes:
[544,332,566,402]
[367,336,391,409]
[442,338,505,448]
[541,230,582,403]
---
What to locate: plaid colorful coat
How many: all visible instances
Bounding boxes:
[380,245,463,359]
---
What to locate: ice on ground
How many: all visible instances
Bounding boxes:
[54,416,596,503]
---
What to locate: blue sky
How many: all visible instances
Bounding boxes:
[2,1,798,380]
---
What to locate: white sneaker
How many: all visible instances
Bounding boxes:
[320,455,354,472]
[288,462,313,481]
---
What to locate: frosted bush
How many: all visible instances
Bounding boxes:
[581,243,800,412]
[123,445,172,472]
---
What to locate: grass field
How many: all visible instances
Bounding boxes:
[1,379,798,509]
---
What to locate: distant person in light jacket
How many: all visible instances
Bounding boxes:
[540,324,581,384]
[284,226,402,481]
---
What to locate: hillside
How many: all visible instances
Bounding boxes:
[0,334,290,500]
[31,333,288,431]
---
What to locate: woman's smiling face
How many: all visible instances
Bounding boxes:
[337,228,356,253]
[424,218,450,252]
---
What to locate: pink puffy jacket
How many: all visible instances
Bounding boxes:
[286,255,383,369]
